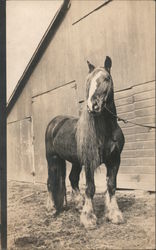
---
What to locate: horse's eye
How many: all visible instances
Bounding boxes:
[105,76,110,81]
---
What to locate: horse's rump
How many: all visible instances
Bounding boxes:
[45,115,79,163]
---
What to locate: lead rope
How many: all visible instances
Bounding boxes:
[104,105,156,131]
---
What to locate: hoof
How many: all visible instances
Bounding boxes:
[80,210,97,229]
[105,209,124,224]
[72,190,84,211]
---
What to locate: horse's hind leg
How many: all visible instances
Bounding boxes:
[69,163,82,191]
[105,155,124,224]
[69,163,84,210]
[46,154,66,214]
[80,166,97,229]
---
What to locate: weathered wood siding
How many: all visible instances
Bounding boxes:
[7,117,35,182]
[7,80,32,123]
[7,1,155,190]
[29,0,155,99]
[116,81,155,190]
[32,81,78,182]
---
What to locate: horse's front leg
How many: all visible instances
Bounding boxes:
[80,166,97,229]
[105,156,124,224]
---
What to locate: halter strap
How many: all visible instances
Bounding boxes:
[104,105,156,130]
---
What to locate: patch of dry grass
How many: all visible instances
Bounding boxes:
[8,181,155,250]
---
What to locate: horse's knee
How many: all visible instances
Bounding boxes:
[69,170,78,184]
[107,178,116,196]
[86,182,95,199]
[85,167,95,199]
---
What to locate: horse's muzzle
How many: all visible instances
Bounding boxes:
[87,105,102,115]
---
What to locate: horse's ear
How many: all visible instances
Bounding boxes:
[87,60,95,73]
[104,56,112,73]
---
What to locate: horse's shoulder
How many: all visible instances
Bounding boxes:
[111,125,125,153]
[114,124,124,140]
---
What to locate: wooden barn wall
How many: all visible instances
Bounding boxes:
[7,80,34,181]
[32,82,78,183]
[7,80,32,123]
[30,0,154,100]
[7,117,35,182]
[116,81,155,191]
[7,1,155,190]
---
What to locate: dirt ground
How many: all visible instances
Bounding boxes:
[8,180,155,250]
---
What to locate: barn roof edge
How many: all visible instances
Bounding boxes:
[7,0,70,116]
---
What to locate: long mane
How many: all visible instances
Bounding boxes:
[76,104,101,172]
[76,66,118,172]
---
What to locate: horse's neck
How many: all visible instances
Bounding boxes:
[94,102,117,134]
[77,103,117,167]
[78,101,117,139]
[94,114,116,141]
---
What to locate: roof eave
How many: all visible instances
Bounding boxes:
[7,0,70,116]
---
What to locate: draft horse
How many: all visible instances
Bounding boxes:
[45,56,125,228]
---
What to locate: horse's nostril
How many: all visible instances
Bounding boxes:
[93,103,99,111]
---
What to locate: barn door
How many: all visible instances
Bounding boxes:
[7,117,35,182]
[32,81,78,183]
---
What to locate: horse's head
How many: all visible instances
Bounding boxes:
[86,56,114,114]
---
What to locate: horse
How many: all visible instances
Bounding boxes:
[45,56,125,228]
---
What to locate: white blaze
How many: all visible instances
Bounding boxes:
[87,71,103,111]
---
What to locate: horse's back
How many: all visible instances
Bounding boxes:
[46,115,76,136]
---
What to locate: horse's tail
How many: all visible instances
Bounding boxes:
[45,117,67,212]
[46,154,66,212]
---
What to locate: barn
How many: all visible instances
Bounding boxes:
[7,0,155,191]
